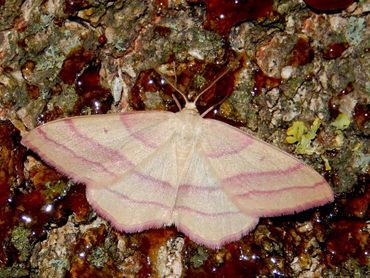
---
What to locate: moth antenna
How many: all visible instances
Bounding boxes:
[200,106,215,118]
[200,91,231,117]
[154,68,189,104]
[172,94,182,111]
[193,67,231,104]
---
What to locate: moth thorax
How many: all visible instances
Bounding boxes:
[176,121,198,155]
[178,125,195,144]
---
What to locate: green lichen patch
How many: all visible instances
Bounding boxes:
[0,265,29,278]
[46,87,78,114]
[43,180,73,200]
[352,143,370,173]
[11,226,33,262]
[345,17,367,46]
[48,258,70,276]
[88,247,108,268]
[0,0,24,31]
[190,246,209,269]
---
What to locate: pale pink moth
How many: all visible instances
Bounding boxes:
[21,70,334,248]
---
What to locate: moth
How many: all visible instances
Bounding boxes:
[22,68,334,248]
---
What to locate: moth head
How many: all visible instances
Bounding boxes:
[155,66,232,117]
[183,102,199,114]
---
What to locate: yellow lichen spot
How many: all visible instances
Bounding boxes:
[331,113,351,130]
[321,155,332,171]
[286,118,321,155]
[286,121,307,144]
